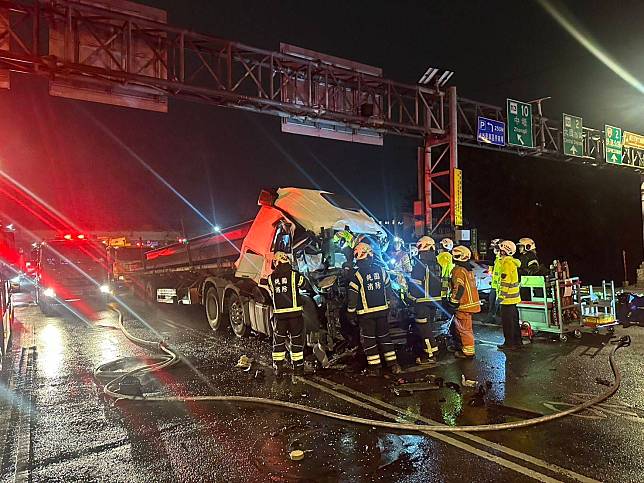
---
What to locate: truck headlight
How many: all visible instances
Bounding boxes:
[99,284,111,294]
[43,287,56,298]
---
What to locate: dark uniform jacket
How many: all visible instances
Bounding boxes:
[518,251,540,276]
[268,265,307,315]
[409,254,442,303]
[347,263,391,316]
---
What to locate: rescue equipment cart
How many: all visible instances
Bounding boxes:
[579,280,618,334]
[518,275,583,341]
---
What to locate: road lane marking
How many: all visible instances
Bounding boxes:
[298,376,567,483]
[310,376,600,483]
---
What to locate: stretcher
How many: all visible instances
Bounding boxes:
[517,275,583,341]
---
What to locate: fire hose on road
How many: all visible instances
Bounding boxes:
[95,306,632,433]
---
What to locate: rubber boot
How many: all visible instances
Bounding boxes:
[415,354,436,365]
[366,365,382,377]
[273,361,285,378]
[293,364,304,377]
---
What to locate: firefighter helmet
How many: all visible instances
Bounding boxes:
[518,237,536,252]
[273,251,290,267]
[333,229,355,249]
[354,242,373,261]
[440,238,454,251]
[416,236,436,252]
[452,245,472,262]
[499,240,517,256]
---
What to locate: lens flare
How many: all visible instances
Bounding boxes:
[538,0,644,94]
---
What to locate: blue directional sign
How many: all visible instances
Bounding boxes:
[477,116,506,146]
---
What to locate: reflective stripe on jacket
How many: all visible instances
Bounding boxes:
[449,265,481,313]
[499,256,521,305]
[268,269,305,314]
[347,265,390,315]
[408,257,441,303]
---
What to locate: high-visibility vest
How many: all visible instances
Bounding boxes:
[449,265,481,313]
[268,269,305,314]
[437,251,454,298]
[491,255,503,291]
[499,256,521,305]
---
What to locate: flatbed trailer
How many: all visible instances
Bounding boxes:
[131,188,411,356]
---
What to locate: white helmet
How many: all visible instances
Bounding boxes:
[518,237,536,252]
[452,245,472,262]
[490,238,502,250]
[354,242,374,261]
[416,236,436,252]
[440,238,454,252]
[499,240,516,256]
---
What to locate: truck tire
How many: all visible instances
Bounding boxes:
[205,287,225,332]
[227,291,250,338]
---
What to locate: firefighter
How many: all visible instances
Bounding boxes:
[437,238,455,300]
[268,251,310,377]
[390,237,412,273]
[408,236,442,364]
[517,237,540,276]
[483,238,503,323]
[333,228,356,269]
[447,246,480,359]
[347,242,402,376]
[497,240,523,350]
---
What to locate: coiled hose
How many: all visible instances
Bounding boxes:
[95,307,631,433]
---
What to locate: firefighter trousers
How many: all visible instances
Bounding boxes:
[500,304,521,347]
[454,311,475,356]
[358,312,397,368]
[272,313,304,367]
[414,301,439,357]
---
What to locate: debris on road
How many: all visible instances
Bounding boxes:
[461,375,477,387]
[235,355,253,369]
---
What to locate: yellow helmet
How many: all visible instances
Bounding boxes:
[499,240,516,256]
[273,251,290,267]
[518,237,536,252]
[440,238,454,251]
[416,236,436,252]
[452,245,472,262]
[354,242,374,261]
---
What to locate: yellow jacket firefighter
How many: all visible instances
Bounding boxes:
[499,256,521,305]
[449,265,481,313]
[437,251,454,298]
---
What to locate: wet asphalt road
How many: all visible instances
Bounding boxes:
[1,292,643,482]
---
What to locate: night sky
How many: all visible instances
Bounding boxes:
[1,0,644,283]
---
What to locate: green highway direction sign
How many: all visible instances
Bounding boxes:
[562,113,583,157]
[507,99,534,148]
[604,124,623,165]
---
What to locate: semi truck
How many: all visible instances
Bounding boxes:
[34,234,111,315]
[133,187,413,356]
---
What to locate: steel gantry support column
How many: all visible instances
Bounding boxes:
[418,86,458,234]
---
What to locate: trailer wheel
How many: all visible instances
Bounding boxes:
[559,334,568,342]
[573,329,582,339]
[227,292,250,338]
[205,287,224,332]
